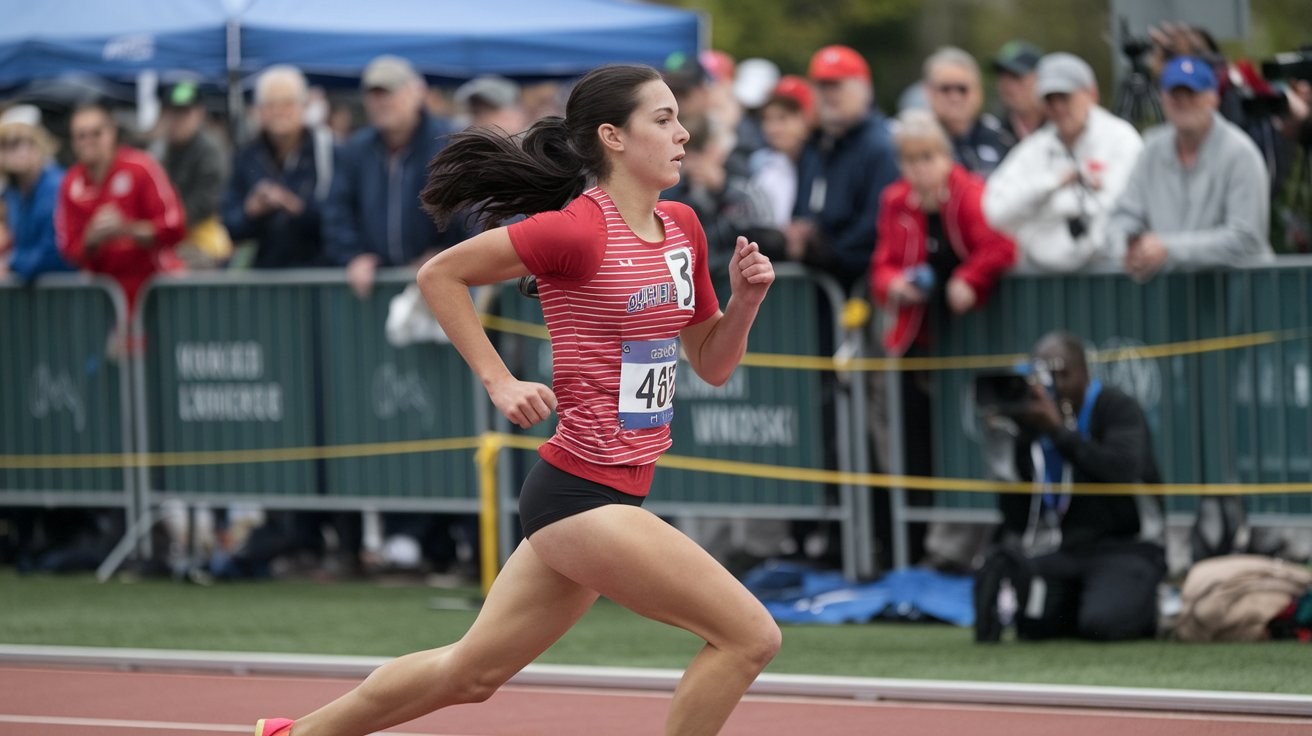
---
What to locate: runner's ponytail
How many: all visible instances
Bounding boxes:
[421,64,662,228]
[421,118,586,228]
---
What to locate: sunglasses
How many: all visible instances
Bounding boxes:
[72,127,107,141]
[934,83,971,96]
[0,137,35,150]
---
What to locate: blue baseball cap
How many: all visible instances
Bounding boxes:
[1160,56,1217,92]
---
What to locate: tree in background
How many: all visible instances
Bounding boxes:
[660,0,1307,115]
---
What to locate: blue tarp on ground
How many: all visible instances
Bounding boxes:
[0,0,700,89]
[744,562,976,627]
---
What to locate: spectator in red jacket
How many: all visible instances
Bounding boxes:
[867,109,1015,568]
[871,108,1016,356]
[56,102,186,310]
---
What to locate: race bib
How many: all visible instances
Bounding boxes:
[618,338,678,429]
[663,247,695,311]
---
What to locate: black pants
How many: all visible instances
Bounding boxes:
[1016,543,1165,641]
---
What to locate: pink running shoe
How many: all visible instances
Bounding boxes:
[254,717,294,736]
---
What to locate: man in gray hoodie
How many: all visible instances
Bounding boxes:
[1109,56,1272,282]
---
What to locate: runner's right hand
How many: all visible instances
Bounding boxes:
[488,378,557,429]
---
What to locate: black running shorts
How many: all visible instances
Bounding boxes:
[518,459,645,538]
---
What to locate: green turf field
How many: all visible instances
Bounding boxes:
[1,571,1307,694]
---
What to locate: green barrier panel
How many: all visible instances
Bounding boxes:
[0,276,131,506]
[137,273,480,510]
[317,277,479,507]
[494,267,839,510]
[922,263,1312,518]
[137,277,319,499]
[1227,267,1312,516]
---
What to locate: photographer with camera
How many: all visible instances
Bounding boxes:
[1110,56,1273,282]
[974,331,1166,643]
[983,53,1143,273]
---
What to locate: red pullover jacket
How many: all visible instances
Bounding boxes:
[870,165,1016,356]
[56,146,185,309]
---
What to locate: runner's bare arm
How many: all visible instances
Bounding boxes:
[681,236,774,386]
[417,230,556,429]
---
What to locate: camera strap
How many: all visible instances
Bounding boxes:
[1038,380,1103,517]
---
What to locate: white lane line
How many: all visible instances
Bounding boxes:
[0,715,248,732]
[0,715,444,735]
[502,685,1312,724]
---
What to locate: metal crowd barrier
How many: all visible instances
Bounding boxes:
[0,274,134,519]
[871,258,1312,568]
[14,259,1309,582]
[131,270,486,515]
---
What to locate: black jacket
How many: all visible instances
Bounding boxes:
[999,385,1165,552]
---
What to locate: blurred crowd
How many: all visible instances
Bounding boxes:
[2,28,1311,616]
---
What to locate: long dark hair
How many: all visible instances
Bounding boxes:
[421,64,662,227]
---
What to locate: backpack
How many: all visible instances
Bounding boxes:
[1174,555,1312,642]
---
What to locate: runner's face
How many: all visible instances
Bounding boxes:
[617,80,690,191]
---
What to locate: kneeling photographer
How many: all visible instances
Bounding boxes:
[975,331,1165,642]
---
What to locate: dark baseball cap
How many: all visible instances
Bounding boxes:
[162,79,202,108]
[993,40,1043,76]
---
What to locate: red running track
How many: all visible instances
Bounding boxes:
[1,666,1309,735]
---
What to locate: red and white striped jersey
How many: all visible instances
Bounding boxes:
[507,186,719,496]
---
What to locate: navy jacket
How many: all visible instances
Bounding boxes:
[323,111,465,267]
[4,164,74,282]
[223,127,333,268]
[793,110,900,288]
[950,114,1014,179]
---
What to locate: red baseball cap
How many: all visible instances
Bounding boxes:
[808,45,870,82]
[772,75,815,116]
[700,49,736,83]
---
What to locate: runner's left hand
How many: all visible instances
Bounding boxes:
[729,236,774,307]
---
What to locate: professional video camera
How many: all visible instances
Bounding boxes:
[1119,22,1156,64]
[974,360,1060,417]
[1241,47,1312,121]
[974,372,1031,415]
[1262,46,1312,83]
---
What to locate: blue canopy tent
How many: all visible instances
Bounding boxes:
[0,0,701,90]
[234,0,701,83]
[0,0,231,90]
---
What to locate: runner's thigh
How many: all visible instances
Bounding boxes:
[450,540,599,679]
[530,505,773,648]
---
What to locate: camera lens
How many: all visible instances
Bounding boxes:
[1066,217,1088,239]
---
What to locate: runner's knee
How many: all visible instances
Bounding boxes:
[454,673,504,705]
[735,616,782,671]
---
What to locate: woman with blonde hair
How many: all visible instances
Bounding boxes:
[0,104,72,281]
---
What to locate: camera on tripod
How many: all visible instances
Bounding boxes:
[1119,23,1156,65]
[1112,17,1164,128]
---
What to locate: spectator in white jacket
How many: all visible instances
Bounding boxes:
[1110,56,1273,282]
[983,53,1143,272]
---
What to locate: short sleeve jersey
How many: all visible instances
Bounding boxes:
[507,186,719,496]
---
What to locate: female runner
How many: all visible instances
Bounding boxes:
[256,63,779,736]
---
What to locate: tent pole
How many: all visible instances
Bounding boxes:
[226,18,245,143]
